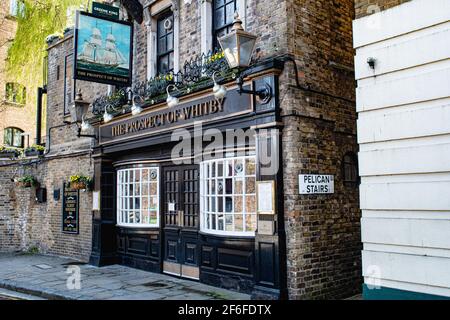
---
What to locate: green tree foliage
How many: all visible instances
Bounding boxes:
[6,0,85,99]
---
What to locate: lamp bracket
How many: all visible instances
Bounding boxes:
[236,76,272,104]
[76,126,98,141]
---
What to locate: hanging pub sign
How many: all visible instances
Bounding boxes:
[92,2,120,20]
[62,183,80,234]
[73,11,133,86]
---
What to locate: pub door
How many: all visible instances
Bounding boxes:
[162,165,200,280]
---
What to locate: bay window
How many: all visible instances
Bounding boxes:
[117,167,160,227]
[200,156,257,236]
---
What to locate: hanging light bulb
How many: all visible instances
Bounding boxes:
[80,115,93,132]
[166,84,179,108]
[103,108,113,123]
[212,71,227,100]
[131,95,142,115]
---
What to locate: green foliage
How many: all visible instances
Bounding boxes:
[17,174,39,187]
[0,145,22,157]
[69,174,92,184]
[6,0,85,104]
[25,144,45,152]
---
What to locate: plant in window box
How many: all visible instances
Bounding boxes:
[69,174,93,191]
[16,175,39,188]
[0,146,21,159]
[24,144,45,157]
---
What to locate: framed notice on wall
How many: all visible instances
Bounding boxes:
[62,183,79,234]
[256,181,276,215]
[73,11,133,86]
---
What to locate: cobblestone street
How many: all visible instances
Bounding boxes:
[0,253,250,300]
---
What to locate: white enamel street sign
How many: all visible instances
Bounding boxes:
[299,174,334,194]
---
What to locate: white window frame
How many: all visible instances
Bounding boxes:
[200,155,257,237]
[117,167,160,228]
[145,3,180,80]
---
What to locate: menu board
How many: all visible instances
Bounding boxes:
[62,183,79,234]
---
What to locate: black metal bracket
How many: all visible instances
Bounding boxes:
[236,76,273,104]
[77,127,98,140]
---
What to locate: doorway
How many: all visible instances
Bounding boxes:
[162,165,200,280]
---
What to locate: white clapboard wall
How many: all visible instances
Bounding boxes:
[353,0,450,297]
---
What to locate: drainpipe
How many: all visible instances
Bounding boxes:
[36,86,47,145]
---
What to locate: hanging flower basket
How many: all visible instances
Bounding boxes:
[69,174,93,191]
[70,181,87,190]
[16,175,39,188]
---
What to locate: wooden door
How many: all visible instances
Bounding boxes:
[162,165,200,279]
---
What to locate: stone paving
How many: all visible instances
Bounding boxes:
[0,253,251,300]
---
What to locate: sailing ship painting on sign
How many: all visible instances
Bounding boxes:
[74,12,133,86]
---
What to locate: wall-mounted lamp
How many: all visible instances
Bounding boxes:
[212,71,227,100]
[218,13,257,69]
[103,108,114,123]
[166,84,179,108]
[218,13,272,104]
[367,57,376,69]
[69,89,97,139]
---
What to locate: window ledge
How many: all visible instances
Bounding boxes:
[2,100,25,108]
[116,223,160,229]
[199,230,255,238]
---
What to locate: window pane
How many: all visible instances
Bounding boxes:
[245,214,257,232]
[225,3,235,24]
[246,158,256,175]
[246,177,256,194]
[234,214,243,231]
[225,196,232,212]
[234,179,243,194]
[215,7,225,29]
[246,195,256,213]
[167,32,174,51]
[234,196,243,212]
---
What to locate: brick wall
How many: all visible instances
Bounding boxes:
[0,155,93,261]
[0,0,361,297]
[0,1,37,147]
[355,0,412,19]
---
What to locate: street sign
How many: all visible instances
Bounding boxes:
[299,174,334,194]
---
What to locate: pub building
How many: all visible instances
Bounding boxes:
[40,0,361,300]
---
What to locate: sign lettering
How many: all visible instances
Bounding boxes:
[299,174,334,194]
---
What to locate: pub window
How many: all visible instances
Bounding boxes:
[213,0,237,49]
[4,127,24,148]
[200,156,257,236]
[342,152,358,186]
[156,11,174,75]
[117,167,160,227]
[5,82,26,105]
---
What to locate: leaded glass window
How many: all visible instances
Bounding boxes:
[200,156,257,236]
[117,167,160,227]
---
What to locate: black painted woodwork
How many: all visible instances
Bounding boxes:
[89,158,118,266]
[90,61,287,298]
[162,165,200,271]
[116,228,161,273]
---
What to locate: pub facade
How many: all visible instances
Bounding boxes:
[0,0,361,300]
